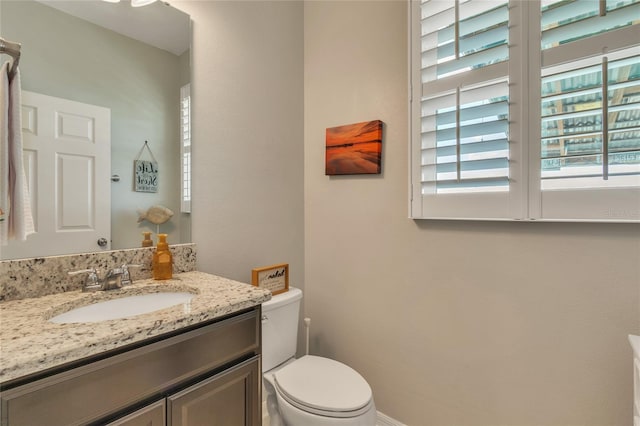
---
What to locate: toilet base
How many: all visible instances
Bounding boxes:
[275,389,377,426]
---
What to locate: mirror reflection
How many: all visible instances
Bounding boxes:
[0,0,191,260]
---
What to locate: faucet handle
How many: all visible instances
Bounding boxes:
[121,263,142,286]
[68,268,100,292]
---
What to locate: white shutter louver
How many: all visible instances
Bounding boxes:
[421,79,509,194]
[540,0,640,206]
[414,0,515,219]
[541,0,639,50]
[541,51,640,190]
[180,84,191,213]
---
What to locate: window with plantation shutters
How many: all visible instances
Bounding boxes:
[536,0,640,220]
[410,0,640,221]
[180,83,191,214]
[411,0,522,219]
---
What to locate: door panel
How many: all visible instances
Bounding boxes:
[57,153,94,229]
[2,91,110,259]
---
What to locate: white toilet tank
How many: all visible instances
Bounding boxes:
[261,287,302,372]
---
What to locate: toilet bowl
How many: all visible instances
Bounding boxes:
[264,355,377,425]
[261,288,376,426]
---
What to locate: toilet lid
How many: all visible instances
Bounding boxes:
[273,355,373,416]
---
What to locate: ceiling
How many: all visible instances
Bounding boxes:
[35,0,190,56]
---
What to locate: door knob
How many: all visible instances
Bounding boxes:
[97,238,108,247]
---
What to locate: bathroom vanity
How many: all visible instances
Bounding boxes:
[0,271,271,426]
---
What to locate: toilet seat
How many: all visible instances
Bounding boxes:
[273,355,373,418]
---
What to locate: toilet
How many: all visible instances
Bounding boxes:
[261,287,377,426]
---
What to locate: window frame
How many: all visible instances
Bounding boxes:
[409,0,640,222]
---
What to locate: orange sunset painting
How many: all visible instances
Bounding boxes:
[325,120,383,175]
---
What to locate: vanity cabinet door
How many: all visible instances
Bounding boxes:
[0,310,259,426]
[107,400,166,426]
[168,356,260,426]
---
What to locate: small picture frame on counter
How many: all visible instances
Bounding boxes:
[251,263,289,295]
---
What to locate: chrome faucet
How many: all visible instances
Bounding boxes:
[68,268,101,292]
[68,263,141,292]
[102,267,125,291]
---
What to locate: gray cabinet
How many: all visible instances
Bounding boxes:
[0,308,261,426]
[169,357,260,426]
[108,357,260,426]
[107,400,166,426]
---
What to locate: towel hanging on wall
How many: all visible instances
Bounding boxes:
[0,37,21,82]
[0,60,34,249]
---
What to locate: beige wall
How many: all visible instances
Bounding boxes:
[177,0,639,424]
[175,1,305,288]
[304,1,640,425]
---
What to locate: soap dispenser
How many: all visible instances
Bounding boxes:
[152,233,173,280]
[142,231,153,247]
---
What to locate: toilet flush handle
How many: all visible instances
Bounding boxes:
[261,314,268,322]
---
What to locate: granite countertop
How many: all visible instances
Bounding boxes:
[0,271,271,384]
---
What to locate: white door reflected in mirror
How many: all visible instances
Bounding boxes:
[3,91,111,260]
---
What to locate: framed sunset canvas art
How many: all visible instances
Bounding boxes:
[325,120,383,175]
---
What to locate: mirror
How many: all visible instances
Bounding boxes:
[0,0,191,260]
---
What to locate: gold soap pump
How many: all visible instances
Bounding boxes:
[152,233,173,280]
[141,231,153,247]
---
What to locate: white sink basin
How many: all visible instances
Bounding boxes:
[49,292,195,324]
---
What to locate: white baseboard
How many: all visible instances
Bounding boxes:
[377,411,406,426]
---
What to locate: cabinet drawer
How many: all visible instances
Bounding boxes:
[1,309,259,426]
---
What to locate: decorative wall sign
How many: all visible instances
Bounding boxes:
[134,160,158,192]
[251,263,289,295]
[325,120,383,175]
[134,141,158,193]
